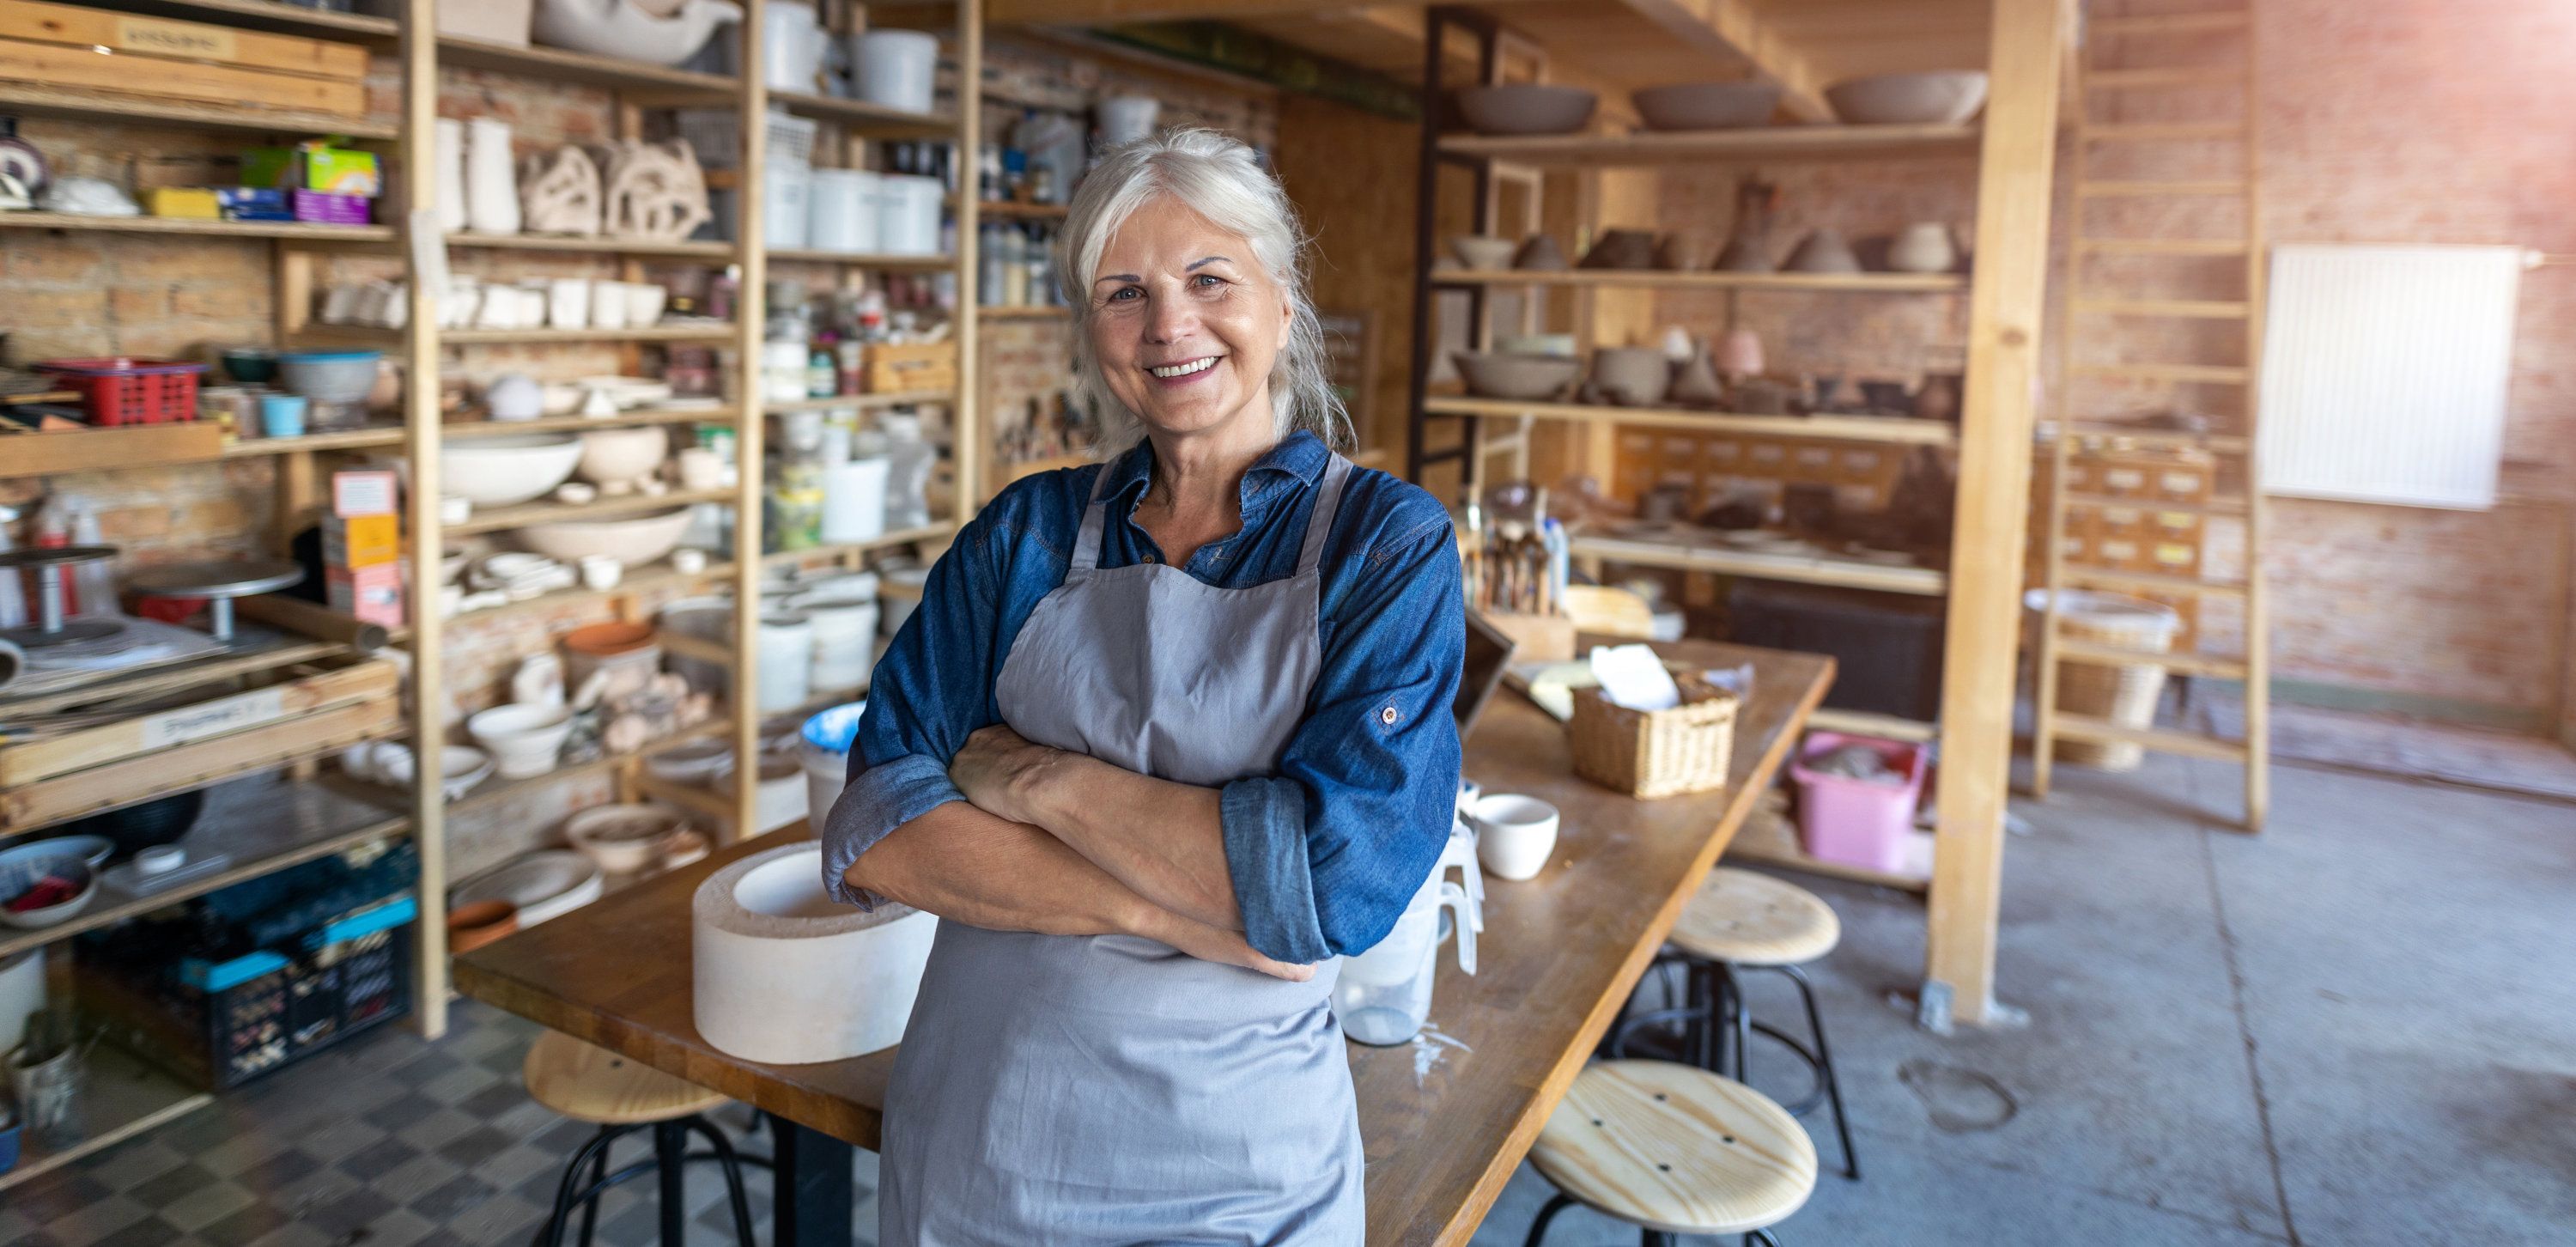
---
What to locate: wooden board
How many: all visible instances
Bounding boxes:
[0,78,392,135]
[0,38,365,116]
[0,695,394,834]
[455,639,1832,1247]
[0,422,224,479]
[0,0,369,78]
[0,657,395,786]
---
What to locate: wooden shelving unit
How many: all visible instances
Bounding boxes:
[444,232,738,259]
[0,213,394,243]
[1406,0,2071,1026]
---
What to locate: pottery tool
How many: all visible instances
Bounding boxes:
[693,842,939,1064]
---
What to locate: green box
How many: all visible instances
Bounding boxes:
[240,140,380,198]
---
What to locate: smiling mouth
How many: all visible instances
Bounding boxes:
[1147,356,1220,379]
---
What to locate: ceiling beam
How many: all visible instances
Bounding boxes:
[1611,0,1834,120]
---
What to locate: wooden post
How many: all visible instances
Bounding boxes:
[1922,0,2070,1030]
[732,0,770,843]
[955,0,983,517]
[398,0,448,1039]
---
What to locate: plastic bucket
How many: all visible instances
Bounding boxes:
[801,702,866,831]
[1790,732,1927,874]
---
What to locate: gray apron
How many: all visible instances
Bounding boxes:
[879,453,1364,1246]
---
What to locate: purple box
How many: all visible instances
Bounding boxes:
[291,191,372,226]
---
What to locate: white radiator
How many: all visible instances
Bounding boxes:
[2257,243,2523,509]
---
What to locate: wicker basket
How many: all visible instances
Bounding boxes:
[2033,589,2181,771]
[1568,675,1738,799]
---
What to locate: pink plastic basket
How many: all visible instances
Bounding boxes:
[1789,732,1927,874]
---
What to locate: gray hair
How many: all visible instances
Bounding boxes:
[1053,128,1350,455]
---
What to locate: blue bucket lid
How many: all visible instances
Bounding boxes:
[801,702,868,753]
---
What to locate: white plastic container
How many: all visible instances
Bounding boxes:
[756,611,815,712]
[878,174,944,255]
[808,168,882,254]
[791,591,879,694]
[820,456,890,545]
[853,29,938,114]
[800,701,866,831]
[762,161,812,250]
[761,0,822,93]
[1335,867,1476,1046]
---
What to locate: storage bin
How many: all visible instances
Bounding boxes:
[1727,581,1943,723]
[1789,732,1925,873]
[2026,588,2182,770]
[1567,674,1737,799]
[33,357,206,426]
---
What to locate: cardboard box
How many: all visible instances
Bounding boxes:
[322,514,399,569]
[243,142,381,198]
[332,469,397,518]
[325,564,404,629]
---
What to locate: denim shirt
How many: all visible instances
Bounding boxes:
[820,430,1466,963]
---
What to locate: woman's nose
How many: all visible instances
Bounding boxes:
[1144,289,1197,344]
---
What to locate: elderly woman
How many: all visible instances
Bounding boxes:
[822,129,1465,1243]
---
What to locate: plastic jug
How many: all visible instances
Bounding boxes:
[1337,824,1479,1046]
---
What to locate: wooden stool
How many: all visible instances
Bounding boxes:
[1608,868,1860,1180]
[523,1031,765,1247]
[1524,1060,1816,1247]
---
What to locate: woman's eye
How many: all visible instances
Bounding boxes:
[1194,274,1224,288]
[1107,287,1140,302]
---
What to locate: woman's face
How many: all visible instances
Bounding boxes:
[1087,195,1291,443]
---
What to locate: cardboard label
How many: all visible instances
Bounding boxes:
[113,15,234,62]
[141,687,286,751]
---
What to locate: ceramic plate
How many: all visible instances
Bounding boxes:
[452,850,602,928]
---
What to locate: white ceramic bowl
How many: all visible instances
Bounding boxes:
[644,738,732,785]
[0,846,98,929]
[574,425,671,486]
[1824,70,1990,125]
[531,0,739,67]
[562,803,687,874]
[452,849,602,928]
[441,435,584,507]
[515,507,694,569]
[466,703,574,779]
[1470,794,1561,882]
[1451,235,1517,271]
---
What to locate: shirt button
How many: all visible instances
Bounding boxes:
[1380,705,1400,726]
[1141,554,1157,564]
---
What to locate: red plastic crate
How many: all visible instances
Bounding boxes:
[33,357,207,426]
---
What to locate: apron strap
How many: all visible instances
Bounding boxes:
[1070,455,1121,571]
[1296,455,1356,577]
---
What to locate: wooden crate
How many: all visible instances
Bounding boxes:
[863,342,957,396]
[0,0,367,119]
[0,657,397,787]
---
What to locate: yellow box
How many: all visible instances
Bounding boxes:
[323,513,399,568]
[146,187,222,219]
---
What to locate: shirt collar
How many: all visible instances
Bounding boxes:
[1099,429,1329,515]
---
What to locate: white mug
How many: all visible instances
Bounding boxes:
[1470,794,1560,882]
[676,446,725,490]
[589,277,630,329]
[548,277,590,330]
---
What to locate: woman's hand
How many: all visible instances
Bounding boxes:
[1132,905,1317,983]
[949,724,1065,827]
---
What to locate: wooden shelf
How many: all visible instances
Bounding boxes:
[961,198,1072,220]
[1725,800,1932,893]
[82,0,398,43]
[300,324,739,347]
[447,486,736,537]
[1438,122,1982,167]
[0,1042,212,1194]
[1437,269,1967,294]
[437,36,738,99]
[0,423,226,479]
[763,391,951,414]
[0,637,351,719]
[0,699,398,836]
[223,424,406,456]
[1807,707,1940,743]
[1570,532,1948,596]
[759,520,957,567]
[0,776,408,960]
[443,405,734,437]
[444,557,736,628]
[979,303,1072,319]
[766,249,954,269]
[446,232,738,259]
[1422,396,1956,446]
[0,82,394,138]
[769,92,957,137]
[0,213,392,244]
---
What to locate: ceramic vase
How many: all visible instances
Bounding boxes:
[434,119,468,234]
[1713,176,1777,272]
[1887,222,1959,274]
[465,118,520,235]
[1717,326,1765,380]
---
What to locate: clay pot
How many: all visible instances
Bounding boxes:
[1887,222,1959,274]
[1513,234,1569,271]
[1714,175,1778,272]
[448,901,519,954]
[1824,70,1989,125]
[1631,82,1782,131]
[1591,347,1674,406]
[1670,350,1725,407]
[1784,228,1862,274]
[1717,326,1765,380]
[1579,229,1659,271]
[1455,84,1598,135]
[1653,234,1704,271]
[1914,372,1963,423]
[1454,351,1582,402]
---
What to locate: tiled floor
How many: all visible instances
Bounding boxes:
[1,1001,878,1247]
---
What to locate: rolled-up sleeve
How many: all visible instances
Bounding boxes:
[1222,514,1465,960]
[820,513,1005,909]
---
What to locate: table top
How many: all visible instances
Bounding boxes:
[455,637,1832,1247]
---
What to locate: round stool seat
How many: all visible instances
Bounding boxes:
[1531,1060,1816,1236]
[1669,867,1839,966]
[524,1031,727,1126]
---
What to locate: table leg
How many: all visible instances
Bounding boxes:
[766,1111,856,1247]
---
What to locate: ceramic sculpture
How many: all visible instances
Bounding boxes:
[521,146,603,236]
[599,139,711,243]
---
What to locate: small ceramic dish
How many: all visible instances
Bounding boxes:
[24,836,112,869]
[0,847,97,929]
[563,804,688,874]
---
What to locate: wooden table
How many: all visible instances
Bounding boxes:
[456,639,1831,1246]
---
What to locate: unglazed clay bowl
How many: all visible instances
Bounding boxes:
[563,803,687,874]
[1451,234,1518,271]
[1590,347,1674,406]
[1455,352,1582,402]
[574,425,670,485]
[514,507,693,568]
[1824,70,1989,125]
[440,435,583,506]
[1631,82,1782,131]
[1455,84,1597,136]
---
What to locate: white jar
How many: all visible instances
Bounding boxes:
[852,30,939,114]
[756,611,816,713]
[763,161,812,250]
[465,117,520,235]
[808,168,882,254]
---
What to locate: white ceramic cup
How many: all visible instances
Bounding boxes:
[623,282,667,326]
[589,278,630,329]
[1471,794,1560,882]
[676,446,725,490]
[579,555,623,592]
[671,548,708,575]
[548,277,590,330]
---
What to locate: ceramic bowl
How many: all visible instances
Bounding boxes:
[563,804,688,874]
[574,425,670,486]
[222,347,278,385]
[1591,347,1674,406]
[373,745,495,800]
[1496,334,1579,358]
[452,849,602,928]
[1450,235,1518,271]
[644,738,732,785]
[1824,70,1990,125]
[530,0,739,67]
[467,703,574,780]
[447,900,518,954]
[514,507,693,568]
[25,836,112,869]
[1455,84,1597,136]
[277,350,382,405]
[1454,351,1582,402]
[1784,228,1863,274]
[0,847,96,929]
[441,435,584,506]
[1631,82,1783,131]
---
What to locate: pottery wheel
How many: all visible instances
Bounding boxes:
[0,544,124,647]
[124,559,305,642]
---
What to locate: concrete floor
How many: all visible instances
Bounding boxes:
[1471,751,2576,1247]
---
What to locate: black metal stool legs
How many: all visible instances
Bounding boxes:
[533,1114,766,1247]
[538,1125,637,1247]
[1778,964,1859,1181]
[1522,1191,1578,1246]
[683,1115,762,1245]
